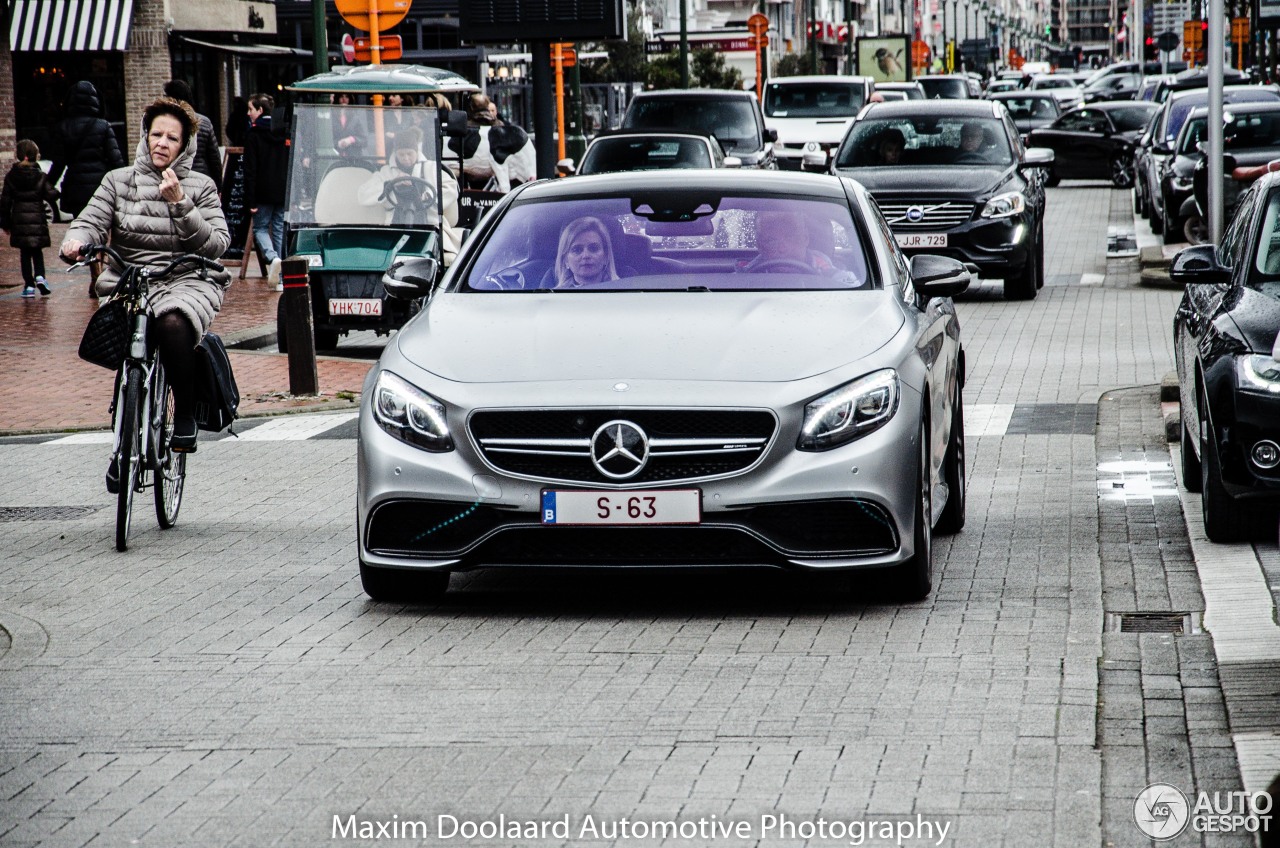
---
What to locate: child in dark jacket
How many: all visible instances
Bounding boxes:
[1,140,60,297]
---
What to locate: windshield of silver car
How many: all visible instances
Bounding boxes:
[461,195,875,292]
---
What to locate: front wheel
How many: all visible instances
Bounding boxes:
[884,426,933,600]
[1045,170,1061,187]
[115,364,144,551]
[1003,252,1039,301]
[1110,155,1134,188]
[1184,213,1209,245]
[935,383,966,534]
[152,365,186,528]
[1181,417,1202,493]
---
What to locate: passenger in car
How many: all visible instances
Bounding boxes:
[743,211,837,274]
[876,129,906,165]
[554,216,619,287]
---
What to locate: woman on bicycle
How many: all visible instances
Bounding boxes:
[60,97,230,458]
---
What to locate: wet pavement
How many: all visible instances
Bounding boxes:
[0,223,370,434]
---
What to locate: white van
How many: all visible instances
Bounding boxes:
[763,75,873,171]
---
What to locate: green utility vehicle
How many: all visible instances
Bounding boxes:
[280,64,477,351]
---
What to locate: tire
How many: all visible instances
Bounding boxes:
[359,561,450,602]
[1184,214,1208,245]
[1200,423,1268,542]
[935,384,966,534]
[1003,252,1039,301]
[315,328,340,351]
[115,364,143,552]
[1162,206,1181,246]
[1134,182,1146,217]
[275,296,288,354]
[1033,226,1045,289]
[1045,170,1061,188]
[1150,199,1165,233]
[1181,417,1203,493]
[152,365,186,529]
[885,426,933,600]
[1110,155,1134,188]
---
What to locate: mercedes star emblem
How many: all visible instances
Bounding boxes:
[590,420,650,479]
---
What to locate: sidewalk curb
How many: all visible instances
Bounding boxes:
[223,322,277,350]
[0,398,361,437]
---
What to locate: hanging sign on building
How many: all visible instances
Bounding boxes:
[170,0,277,35]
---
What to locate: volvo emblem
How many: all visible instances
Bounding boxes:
[905,205,925,223]
[591,420,650,479]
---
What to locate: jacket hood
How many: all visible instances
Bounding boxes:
[133,123,198,178]
[67,81,102,118]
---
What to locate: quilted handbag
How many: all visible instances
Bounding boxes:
[77,299,131,370]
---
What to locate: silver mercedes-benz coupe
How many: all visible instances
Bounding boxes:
[357,171,968,601]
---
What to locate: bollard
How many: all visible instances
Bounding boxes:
[280,257,319,396]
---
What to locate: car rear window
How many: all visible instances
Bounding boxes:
[581,137,712,174]
[460,194,876,292]
[764,81,865,117]
[624,98,761,153]
[919,78,968,99]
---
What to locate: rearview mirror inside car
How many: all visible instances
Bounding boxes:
[1169,244,1231,285]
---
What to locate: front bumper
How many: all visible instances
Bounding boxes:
[894,214,1035,279]
[1212,387,1280,500]
[356,377,925,572]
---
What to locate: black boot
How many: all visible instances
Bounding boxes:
[170,414,198,453]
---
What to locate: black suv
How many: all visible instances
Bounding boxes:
[621,89,777,169]
[832,100,1052,300]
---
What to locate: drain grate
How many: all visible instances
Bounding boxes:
[0,506,101,522]
[1105,612,1199,634]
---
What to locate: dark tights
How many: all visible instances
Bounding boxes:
[151,312,198,420]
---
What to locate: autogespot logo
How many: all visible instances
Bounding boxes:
[1135,783,1191,840]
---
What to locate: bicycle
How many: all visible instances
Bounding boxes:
[69,245,225,551]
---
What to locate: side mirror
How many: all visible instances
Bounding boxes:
[1169,244,1231,285]
[909,254,971,298]
[1022,147,1055,166]
[722,156,743,168]
[764,128,779,143]
[382,255,439,300]
[556,158,576,176]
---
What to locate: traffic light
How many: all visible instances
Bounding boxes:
[1144,35,1157,61]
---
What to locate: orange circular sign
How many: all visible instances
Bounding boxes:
[747,12,769,35]
[335,0,410,32]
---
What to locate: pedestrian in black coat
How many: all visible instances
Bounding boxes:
[1,140,60,296]
[163,79,223,192]
[46,80,124,218]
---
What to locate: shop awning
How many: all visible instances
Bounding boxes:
[8,0,133,51]
[176,35,311,59]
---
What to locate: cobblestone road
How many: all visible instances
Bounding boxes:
[0,183,1267,848]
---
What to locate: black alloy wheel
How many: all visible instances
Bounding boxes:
[1110,155,1135,188]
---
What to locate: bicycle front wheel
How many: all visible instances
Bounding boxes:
[152,364,185,528]
[115,363,143,551]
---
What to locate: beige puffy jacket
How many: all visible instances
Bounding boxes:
[65,127,231,336]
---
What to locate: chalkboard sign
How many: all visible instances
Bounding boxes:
[221,147,250,261]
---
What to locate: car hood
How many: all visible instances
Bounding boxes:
[767,116,856,145]
[399,291,905,383]
[837,165,1011,196]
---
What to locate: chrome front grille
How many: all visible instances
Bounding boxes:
[469,409,777,487]
[877,201,976,230]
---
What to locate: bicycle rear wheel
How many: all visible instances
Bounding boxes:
[115,363,143,551]
[152,364,185,528]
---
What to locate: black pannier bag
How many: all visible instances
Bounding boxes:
[193,331,240,432]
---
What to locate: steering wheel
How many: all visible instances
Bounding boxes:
[381,175,437,206]
[748,257,816,274]
[953,152,988,165]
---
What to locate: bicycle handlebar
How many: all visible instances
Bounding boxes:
[67,244,224,279]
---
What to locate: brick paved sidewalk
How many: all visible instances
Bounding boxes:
[0,223,370,434]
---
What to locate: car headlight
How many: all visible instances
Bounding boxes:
[372,371,453,451]
[1238,354,1280,394]
[798,369,900,451]
[980,191,1026,219]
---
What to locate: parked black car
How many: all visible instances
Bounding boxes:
[986,92,1061,140]
[621,90,777,169]
[1168,102,1280,244]
[832,100,1052,299]
[1135,86,1280,240]
[1172,174,1280,541]
[1026,101,1158,187]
